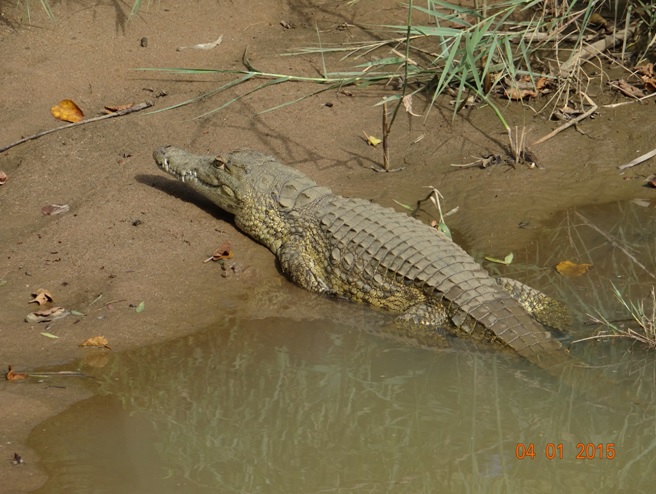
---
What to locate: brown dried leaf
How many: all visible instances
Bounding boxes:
[613,79,645,99]
[402,94,421,117]
[555,260,593,277]
[50,99,84,123]
[30,288,53,306]
[211,241,233,261]
[640,74,656,93]
[79,336,111,349]
[535,77,549,91]
[42,204,70,216]
[104,103,134,113]
[6,365,28,382]
[25,307,69,323]
[0,171,7,185]
[503,87,537,100]
[635,63,654,78]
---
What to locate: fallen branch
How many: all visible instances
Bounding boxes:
[558,26,635,78]
[532,93,597,146]
[604,91,656,108]
[617,147,656,171]
[0,101,154,154]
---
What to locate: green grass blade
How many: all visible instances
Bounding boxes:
[380,24,462,37]
[354,56,408,68]
[258,83,343,114]
[429,35,460,103]
[146,73,256,115]
[411,5,474,27]
[426,0,479,16]
[39,0,55,20]
[195,76,290,119]
[129,0,142,19]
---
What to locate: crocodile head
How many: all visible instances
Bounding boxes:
[154,145,252,214]
[154,146,330,217]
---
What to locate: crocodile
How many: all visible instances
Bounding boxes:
[153,146,574,369]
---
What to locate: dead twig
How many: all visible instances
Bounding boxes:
[382,101,390,171]
[604,91,656,108]
[370,101,404,173]
[617,147,656,171]
[532,93,597,146]
[0,101,154,154]
[558,26,635,78]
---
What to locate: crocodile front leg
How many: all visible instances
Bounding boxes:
[277,238,334,295]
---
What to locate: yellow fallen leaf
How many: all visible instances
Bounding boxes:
[79,336,111,349]
[555,260,593,277]
[50,99,84,123]
[362,131,382,147]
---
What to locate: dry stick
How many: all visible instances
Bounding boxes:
[372,101,403,173]
[558,26,635,78]
[575,211,656,280]
[617,147,656,171]
[605,90,656,108]
[0,101,154,154]
[382,102,390,171]
[532,93,597,146]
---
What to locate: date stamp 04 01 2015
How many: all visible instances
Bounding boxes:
[515,443,616,460]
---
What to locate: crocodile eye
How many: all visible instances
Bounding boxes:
[213,156,227,171]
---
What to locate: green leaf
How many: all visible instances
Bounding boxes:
[135,301,145,313]
[485,253,514,265]
[437,222,452,240]
[41,332,59,339]
[70,310,85,316]
[392,200,414,211]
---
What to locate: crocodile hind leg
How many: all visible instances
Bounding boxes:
[496,277,572,332]
[388,301,454,349]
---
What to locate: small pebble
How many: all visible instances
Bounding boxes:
[140,37,148,48]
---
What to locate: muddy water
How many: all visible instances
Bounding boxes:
[28,200,656,494]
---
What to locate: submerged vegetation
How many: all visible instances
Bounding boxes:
[90,317,656,491]
[587,286,656,348]
[484,200,656,351]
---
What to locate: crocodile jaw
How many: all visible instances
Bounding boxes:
[153,146,242,214]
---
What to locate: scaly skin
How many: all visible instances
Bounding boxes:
[153,146,573,368]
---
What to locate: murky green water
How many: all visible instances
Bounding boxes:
[29,200,656,493]
[29,317,656,494]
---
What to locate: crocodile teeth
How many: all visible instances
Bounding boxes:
[180,170,197,183]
